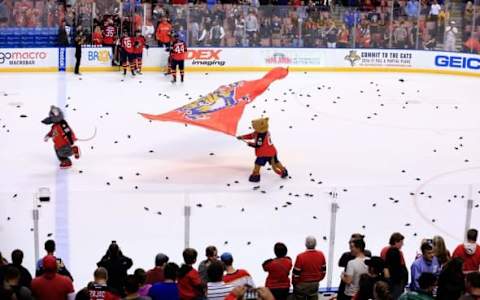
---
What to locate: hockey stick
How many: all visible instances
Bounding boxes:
[77,127,97,142]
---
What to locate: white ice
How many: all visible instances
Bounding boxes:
[1,70,479,291]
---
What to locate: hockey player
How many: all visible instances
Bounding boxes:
[42,106,80,169]
[119,30,136,77]
[102,18,118,66]
[169,33,187,83]
[133,30,147,74]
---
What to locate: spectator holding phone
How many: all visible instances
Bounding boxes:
[36,240,73,281]
[97,241,133,296]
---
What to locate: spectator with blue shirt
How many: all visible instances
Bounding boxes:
[410,242,440,292]
[148,262,180,300]
[405,0,419,19]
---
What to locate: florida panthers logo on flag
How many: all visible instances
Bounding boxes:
[139,67,288,136]
[178,82,246,121]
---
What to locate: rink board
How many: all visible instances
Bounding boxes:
[0,47,479,77]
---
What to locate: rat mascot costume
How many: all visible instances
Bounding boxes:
[42,106,80,169]
[237,117,288,182]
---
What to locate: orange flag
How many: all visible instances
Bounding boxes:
[139,67,289,136]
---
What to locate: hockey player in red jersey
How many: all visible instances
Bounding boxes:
[119,30,136,77]
[42,106,80,169]
[237,117,288,182]
[169,33,187,83]
[133,30,147,74]
[102,18,118,66]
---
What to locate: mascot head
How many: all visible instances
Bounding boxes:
[41,105,64,125]
[251,117,269,134]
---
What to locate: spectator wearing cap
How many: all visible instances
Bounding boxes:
[354,257,386,300]
[148,262,180,300]
[337,234,372,300]
[36,240,73,281]
[146,253,169,284]
[436,257,465,300]
[381,232,408,299]
[410,242,440,292]
[221,252,255,288]
[75,267,120,300]
[0,266,33,300]
[198,246,218,284]
[262,242,292,300]
[206,260,234,300]
[453,229,480,274]
[97,242,133,296]
[31,255,74,300]
[134,269,152,297]
[460,272,480,300]
[292,236,326,300]
[399,272,436,300]
[123,275,150,300]
[177,248,205,300]
[341,239,368,299]
[0,249,32,289]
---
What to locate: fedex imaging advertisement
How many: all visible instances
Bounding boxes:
[0,48,58,69]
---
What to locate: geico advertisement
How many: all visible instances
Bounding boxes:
[0,50,50,66]
[434,54,480,71]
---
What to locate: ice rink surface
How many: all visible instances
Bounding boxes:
[1,70,480,289]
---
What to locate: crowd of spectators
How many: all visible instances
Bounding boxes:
[0,0,479,52]
[1,228,480,300]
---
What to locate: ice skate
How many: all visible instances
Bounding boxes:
[60,159,72,169]
[249,174,260,182]
[72,145,80,159]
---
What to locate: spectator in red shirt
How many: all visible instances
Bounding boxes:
[177,248,204,300]
[146,253,169,285]
[31,255,74,300]
[381,232,408,299]
[92,26,103,45]
[453,228,480,274]
[262,242,292,300]
[292,236,326,300]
